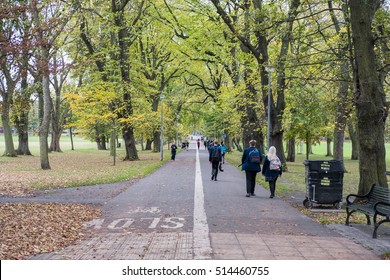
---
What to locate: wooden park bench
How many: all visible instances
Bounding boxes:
[345,183,390,238]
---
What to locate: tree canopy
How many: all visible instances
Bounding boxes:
[1,0,389,192]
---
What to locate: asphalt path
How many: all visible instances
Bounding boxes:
[76,141,339,237]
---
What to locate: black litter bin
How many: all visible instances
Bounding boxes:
[303,160,344,209]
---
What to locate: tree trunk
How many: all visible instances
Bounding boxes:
[224,133,231,152]
[145,139,152,150]
[69,126,74,151]
[153,131,160,153]
[123,127,138,160]
[305,135,310,160]
[286,138,295,162]
[145,94,159,153]
[102,135,107,150]
[38,73,52,170]
[1,113,16,157]
[50,129,62,152]
[232,137,242,152]
[17,117,32,156]
[15,114,31,157]
[97,135,107,150]
[333,124,345,160]
[326,137,333,157]
[50,98,62,152]
[140,136,144,151]
[110,126,116,157]
[350,0,388,193]
[16,44,32,156]
[0,63,17,157]
[348,120,359,160]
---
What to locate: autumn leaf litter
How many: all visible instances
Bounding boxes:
[0,202,101,259]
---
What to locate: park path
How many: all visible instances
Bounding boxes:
[28,141,389,260]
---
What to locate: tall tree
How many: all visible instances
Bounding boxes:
[135,9,181,152]
[210,0,301,160]
[50,48,71,152]
[31,0,77,169]
[111,0,146,161]
[349,0,388,192]
[209,0,268,149]
[327,1,353,161]
[0,2,21,157]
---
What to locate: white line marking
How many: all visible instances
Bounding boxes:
[193,148,212,259]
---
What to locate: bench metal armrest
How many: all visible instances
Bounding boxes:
[346,193,368,204]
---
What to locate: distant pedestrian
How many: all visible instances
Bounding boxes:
[219,141,227,172]
[262,146,282,198]
[185,140,189,151]
[204,140,207,150]
[209,140,222,181]
[197,139,200,149]
[208,140,213,150]
[241,140,262,197]
[171,143,178,160]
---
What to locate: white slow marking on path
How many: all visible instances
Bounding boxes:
[193,148,212,259]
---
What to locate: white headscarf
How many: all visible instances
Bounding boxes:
[267,146,277,161]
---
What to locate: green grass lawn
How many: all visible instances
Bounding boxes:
[0,134,173,194]
[0,135,97,153]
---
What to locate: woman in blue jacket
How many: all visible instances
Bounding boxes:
[241,140,262,197]
[262,146,282,198]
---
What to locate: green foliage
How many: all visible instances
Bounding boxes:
[283,83,327,145]
[3,0,389,167]
[66,81,118,141]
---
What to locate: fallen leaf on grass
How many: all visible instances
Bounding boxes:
[0,202,101,260]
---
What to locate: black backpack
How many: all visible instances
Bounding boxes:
[211,147,221,161]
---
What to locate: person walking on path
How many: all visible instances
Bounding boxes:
[209,140,222,181]
[170,143,178,160]
[219,141,227,172]
[241,139,262,197]
[262,146,282,198]
[197,139,200,149]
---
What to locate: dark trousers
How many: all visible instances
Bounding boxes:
[245,171,257,194]
[269,178,277,196]
[211,161,219,178]
[171,151,176,160]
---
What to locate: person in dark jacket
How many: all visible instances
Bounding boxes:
[209,140,222,181]
[171,143,178,160]
[241,139,262,197]
[262,146,282,198]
